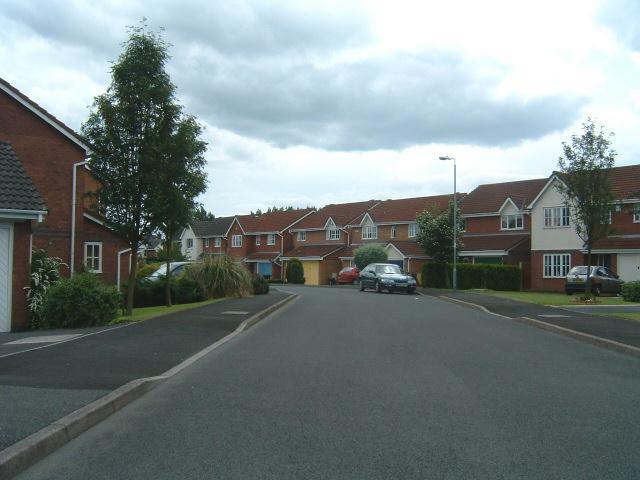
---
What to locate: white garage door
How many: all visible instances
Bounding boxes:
[618,253,640,282]
[0,224,11,332]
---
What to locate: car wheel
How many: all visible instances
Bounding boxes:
[592,284,602,296]
[375,281,382,293]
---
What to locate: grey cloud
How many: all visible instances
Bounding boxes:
[598,0,640,50]
[177,51,586,151]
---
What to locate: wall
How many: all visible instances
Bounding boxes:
[531,179,583,251]
[530,250,584,292]
[226,222,248,259]
[11,221,31,330]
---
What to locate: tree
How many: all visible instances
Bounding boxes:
[416,201,464,285]
[353,244,387,270]
[192,205,215,222]
[556,118,616,296]
[82,23,199,314]
[286,258,305,284]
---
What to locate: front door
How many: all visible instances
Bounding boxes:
[0,223,12,332]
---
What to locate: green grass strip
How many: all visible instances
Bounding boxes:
[111,298,225,325]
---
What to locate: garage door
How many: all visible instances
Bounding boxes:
[257,262,272,278]
[301,261,320,286]
[0,224,11,332]
[618,254,640,282]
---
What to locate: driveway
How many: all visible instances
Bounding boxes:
[17,285,640,479]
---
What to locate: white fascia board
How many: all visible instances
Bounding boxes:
[245,231,278,235]
[323,217,337,230]
[290,227,325,232]
[280,256,323,261]
[498,197,520,214]
[460,250,507,256]
[0,208,47,221]
[463,212,500,218]
[586,248,640,254]
[383,243,406,258]
[225,217,245,236]
[0,83,91,153]
[83,212,105,226]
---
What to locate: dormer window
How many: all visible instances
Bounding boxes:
[326,229,341,240]
[408,223,418,238]
[362,225,378,240]
[501,214,523,230]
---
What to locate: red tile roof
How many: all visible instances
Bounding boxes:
[281,244,345,259]
[607,165,640,199]
[592,235,640,250]
[461,178,548,215]
[292,200,379,230]
[244,252,280,262]
[237,208,314,233]
[387,240,429,258]
[461,233,530,252]
[352,194,458,224]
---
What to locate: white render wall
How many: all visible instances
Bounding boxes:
[179,226,202,260]
[531,178,583,251]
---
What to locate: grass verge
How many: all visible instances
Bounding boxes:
[469,290,637,306]
[111,298,225,325]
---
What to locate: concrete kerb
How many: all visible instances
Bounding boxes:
[0,293,298,480]
[438,294,640,359]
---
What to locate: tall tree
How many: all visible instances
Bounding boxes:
[82,23,197,314]
[556,118,616,296]
[192,205,215,222]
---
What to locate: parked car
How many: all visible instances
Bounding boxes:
[359,263,417,294]
[565,266,623,295]
[147,261,193,282]
[337,266,360,284]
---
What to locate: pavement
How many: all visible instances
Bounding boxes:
[420,288,640,350]
[15,285,640,480]
[0,291,290,453]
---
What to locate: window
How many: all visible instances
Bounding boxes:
[214,237,221,247]
[255,236,261,246]
[232,235,242,247]
[634,204,640,223]
[84,242,102,273]
[390,225,396,238]
[267,234,276,245]
[326,229,341,240]
[543,254,571,278]
[362,225,378,239]
[501,214,523,230]
[543,207,570,227]
[408,223,418,238]
[186,238,194,248]
[298,231,306,242]
[204,238,210,248]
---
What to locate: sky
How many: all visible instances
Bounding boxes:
[1,0,639,216]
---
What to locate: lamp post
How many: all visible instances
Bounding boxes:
[439,156,457,290]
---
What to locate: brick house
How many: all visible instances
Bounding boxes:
[178,216,236,260]
[346,195,456,277]
[459,178,547,289]
[0,78,129,329]
[529,166,640,291]
[283,200,379,285]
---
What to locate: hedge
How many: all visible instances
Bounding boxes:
[621,281,640,302]
[421,263,521,291]
[252,274,270,295]
[132,275,205,307]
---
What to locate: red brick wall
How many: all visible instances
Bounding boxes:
[530,250,584,292]
[79,217,129,285]
[202,238,227,255]
[248,234,282,254]
[11,221,32,330]
[610,207,640,235]
[292,230,346,248]
[464,215,531,234]
[226,223,248,259]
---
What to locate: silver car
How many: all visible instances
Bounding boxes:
[147,261,193,281]
[565,266,622,295]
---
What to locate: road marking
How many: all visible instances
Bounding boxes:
[4,334,83,345]
[538,314,569,318]
[221,311,250,315]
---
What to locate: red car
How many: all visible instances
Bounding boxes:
[337,266,360,284]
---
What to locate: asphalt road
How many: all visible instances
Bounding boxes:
[18,286,640,479]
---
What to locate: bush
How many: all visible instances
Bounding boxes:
[25,249,66,329]
[286,258,305,284]
[420,262,522,291]
[353,244,388,270]
[132,274,205,307]
[252,274,270,295]
[621,281,640,302]
[188,255,252,298]
[40,273,121,328]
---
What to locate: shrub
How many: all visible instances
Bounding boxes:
[252,274,270,295]
[136,263,161,279]
[621,281,640,302]
[188,255,252,298]
[420,262,522,291]
[132,273,205,307]
[41,273,121,328]
[25,249,66,329]
[421,263,450,288]
[353,245,388,270]
[286,258,305,284]
[485,264,521,291]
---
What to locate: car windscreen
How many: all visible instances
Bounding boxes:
[149,264,167,277]
[376,265,401,274]
[568,267,592,275]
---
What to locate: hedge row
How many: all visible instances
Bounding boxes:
[621,281,640,302]
[421,263,521,291]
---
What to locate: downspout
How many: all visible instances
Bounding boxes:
[70,160,88,276]
[277,232,285,282]
[117,248,132,289]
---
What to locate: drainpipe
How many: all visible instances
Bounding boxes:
[70,160,88,276]
[117,248,132,289]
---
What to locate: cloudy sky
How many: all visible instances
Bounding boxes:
[2,0,639,216]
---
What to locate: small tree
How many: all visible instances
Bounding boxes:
[353,244,388,270]
[416,201,464,286]
[286,258,305,284]
[556,118,616,296]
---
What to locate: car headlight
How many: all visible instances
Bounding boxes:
[408,278,416,284]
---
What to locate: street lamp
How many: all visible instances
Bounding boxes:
[439,156,457,291]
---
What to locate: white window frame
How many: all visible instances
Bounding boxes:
[543,206,570,228]
[186,238,194,248]
[84,242,102,273]
[408,223,418,238]
[214,237,221,248]
[298,231,306,242]
[326,229,341,240]
[267,234,276,245]
[390,225,396,238]
[204,238,210,248]
[255,236,261,246]
[232,235,242,248]
[634,204,640,223]
[543,253,571,278]
[501,214,523,230]
[362,225,378,240]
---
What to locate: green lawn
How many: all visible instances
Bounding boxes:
[475,290,637,306]
[111,298,224,325]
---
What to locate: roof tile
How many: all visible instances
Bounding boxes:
[0,141,47,212]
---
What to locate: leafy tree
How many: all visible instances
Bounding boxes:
[556,118,616,296]
[286,258,305,284]
[82,23,202,314]
[192,205,215,222]
[353,244,388,270]
[416,201,464,285]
